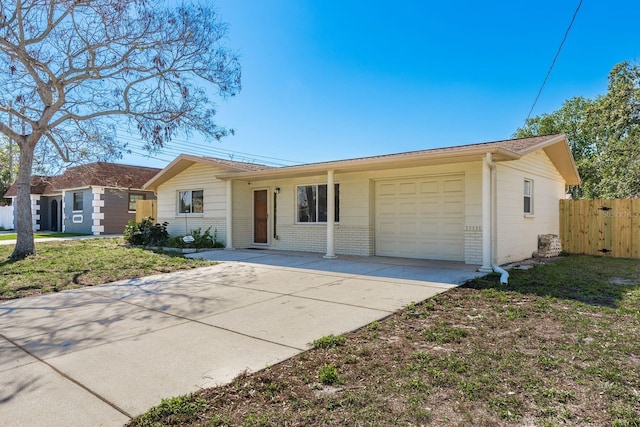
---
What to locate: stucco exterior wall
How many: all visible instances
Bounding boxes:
[63,188,93,234]
[155,163,229,244]
[495,149,566,264]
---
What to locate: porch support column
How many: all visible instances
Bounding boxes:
[324,170,337,259]
[225,180,234,249]
[479,154,493,272]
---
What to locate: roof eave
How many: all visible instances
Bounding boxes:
[215,146,520,180]
[144,154,269,190]
[520,134,580,185]
[144,155,197,190]
[543,145,581,186]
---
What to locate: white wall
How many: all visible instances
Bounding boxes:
[0,205,14,230]
[155,153,568,264]
[496,150,566,264]
[234,161,484,260]
[155,163,229,244]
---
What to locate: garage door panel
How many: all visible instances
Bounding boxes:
[398,220,419,234]
[417,221,440,236]
[443,179,464,193]
[441,246,463,259]
[420,181,439,193]
[376,175,465,261]
[377,202,396,216]
[399,182,417,195]
[378,221,396,234]
[378,183,397,196]
[376,242,395,255]
[420,201,439,215]
[399,202,418,215]
[443,200,464,215]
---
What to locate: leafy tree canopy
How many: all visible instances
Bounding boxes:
[514,61,640,199]
[0,0,241,258]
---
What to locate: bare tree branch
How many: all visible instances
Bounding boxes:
[0,0,241,258]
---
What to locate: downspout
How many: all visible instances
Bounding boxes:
[486,153,509,284]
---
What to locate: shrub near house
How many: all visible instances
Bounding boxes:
[124,217,223,249]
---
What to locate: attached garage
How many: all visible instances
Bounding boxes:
[148,134,580,266]
[375,175,465,261]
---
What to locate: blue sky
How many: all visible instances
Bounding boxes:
[123,0,640,168]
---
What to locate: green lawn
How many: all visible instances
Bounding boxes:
[0,238,215,299]
[0,232,90,241]
[129,256,640,427]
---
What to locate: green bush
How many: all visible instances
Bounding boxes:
[166,227,224,249]
[123,217,169,246]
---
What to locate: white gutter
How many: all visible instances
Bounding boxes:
[486,153,509,285]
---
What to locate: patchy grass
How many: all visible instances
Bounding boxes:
[312,335,346,349]
[0,238,214,299]
[129,255,640,427]
[0,232,89,241]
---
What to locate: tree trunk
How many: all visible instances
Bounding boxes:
[10,139,36,259]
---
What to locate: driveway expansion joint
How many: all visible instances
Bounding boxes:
[0,331,132,420]
[1,249,483,426]
[91,290,307,352]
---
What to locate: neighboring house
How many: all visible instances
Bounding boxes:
[5,162,161,235]
[144,134,580,267]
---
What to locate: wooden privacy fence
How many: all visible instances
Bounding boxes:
[559,199,640,258]
[135,200,157,223]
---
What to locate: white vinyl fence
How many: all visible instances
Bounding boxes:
[0,205,14,230]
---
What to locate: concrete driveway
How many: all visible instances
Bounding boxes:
[0,249,483,426]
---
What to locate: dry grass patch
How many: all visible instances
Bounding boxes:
[0,238,215,299]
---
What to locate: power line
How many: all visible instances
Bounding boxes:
[122,140,293,167]
[114,130,304,167]
[525,0,583,123]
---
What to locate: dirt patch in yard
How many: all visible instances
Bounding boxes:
[129,255,640,427]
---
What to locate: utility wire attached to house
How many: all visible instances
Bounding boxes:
[524,0,583,123]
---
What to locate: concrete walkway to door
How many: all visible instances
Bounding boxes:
[0,250,483,426]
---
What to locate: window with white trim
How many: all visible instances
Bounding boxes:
[73,192,83,211]
[524,179,533,214]
[178,190,203,214]
[296,184,339,223]
[128,193,145,211]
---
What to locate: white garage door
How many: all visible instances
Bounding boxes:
[375,175,465,261]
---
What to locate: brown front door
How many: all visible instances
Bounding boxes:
[253,189,268,244]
